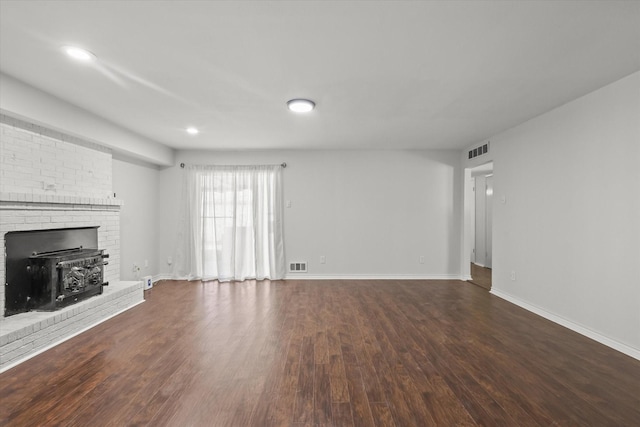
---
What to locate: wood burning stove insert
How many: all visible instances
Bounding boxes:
[4,227,109,317]
[27,247,108,311]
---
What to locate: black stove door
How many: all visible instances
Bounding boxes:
[4,227,99,317]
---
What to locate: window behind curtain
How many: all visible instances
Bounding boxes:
[176,164,285,282]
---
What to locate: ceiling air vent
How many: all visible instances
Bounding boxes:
[468,141,490,160]
[289,262,307,273]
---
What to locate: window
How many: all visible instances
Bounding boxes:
[176,165,285,281]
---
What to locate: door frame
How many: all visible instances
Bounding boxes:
[462,162,493,280]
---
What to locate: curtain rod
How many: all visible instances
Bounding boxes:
[180,162,286,169]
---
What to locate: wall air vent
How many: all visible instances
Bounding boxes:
[288,262,308,273]
[468,141,490,160]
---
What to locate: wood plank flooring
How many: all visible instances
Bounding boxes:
[1,279,639,426]
[469,263,492,290]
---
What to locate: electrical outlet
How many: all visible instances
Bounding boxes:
[419,256,425,264]
[320,255,326,264]
[144,259,149,268]
[510,270,516,281]
[167,256,173,265]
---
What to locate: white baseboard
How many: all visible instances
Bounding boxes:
[491,289,640,361]
[283,274,463,281]
[154,273,465,282]
[152,273,173,283]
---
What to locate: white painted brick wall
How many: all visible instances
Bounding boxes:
[0,120,112,199]
[1,114,122,317]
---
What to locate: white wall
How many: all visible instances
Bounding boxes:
[112,159,160,280]
[0,73,175,167]
[157,150,462,279]
[488,71,640,356]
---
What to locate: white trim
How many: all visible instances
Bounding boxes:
[0,300,145,374]
[151,274,288,283]
[152,274,465,282]
[491,289,640,361]
[283,274,463,281]
[152,273,173,283]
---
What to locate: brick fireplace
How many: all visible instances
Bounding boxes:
[0,115,143,372]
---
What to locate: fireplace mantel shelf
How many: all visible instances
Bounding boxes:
[0,192,123,207]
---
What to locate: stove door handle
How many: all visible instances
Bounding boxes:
[86,261,109,267]
[91,261,108,267]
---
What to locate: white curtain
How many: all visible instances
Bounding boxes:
[175,164,285,282]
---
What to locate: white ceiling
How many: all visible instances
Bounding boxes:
[1,1,638,151]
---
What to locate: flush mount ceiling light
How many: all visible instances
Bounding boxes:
[61,46,96,62]
[186,127,199,135]
[287,99,315,113]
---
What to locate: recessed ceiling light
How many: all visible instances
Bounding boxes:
[186,127,199,135]
[287,99,315,113]
[61,46,96,62]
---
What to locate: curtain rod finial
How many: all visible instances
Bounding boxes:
[180,163,185,168]
[281,162,287,168]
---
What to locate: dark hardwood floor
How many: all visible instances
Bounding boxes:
[1,279,639,426]
[469,263,492,291]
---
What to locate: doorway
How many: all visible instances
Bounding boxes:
[464,162,493,290]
